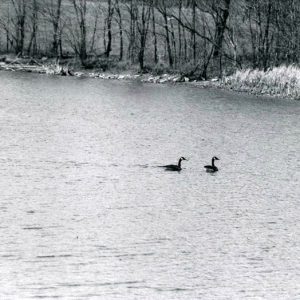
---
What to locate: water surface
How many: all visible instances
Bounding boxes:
[0,71,299,299]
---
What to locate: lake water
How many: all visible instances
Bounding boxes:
[0,70,299,299]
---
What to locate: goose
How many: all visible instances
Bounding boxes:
[204,156,219,172]
[160,157,187,171]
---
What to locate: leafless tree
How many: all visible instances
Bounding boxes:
[44,0,63,57]
[69,0,87,62]
[136,0,152,70]
[115,0,124,61]
[27,0,39,55]
[104,0,114,57]
[5,0,27,55]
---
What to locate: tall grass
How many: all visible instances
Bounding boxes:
[223,65,300,100]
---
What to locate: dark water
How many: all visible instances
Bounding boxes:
[0,71,299,299]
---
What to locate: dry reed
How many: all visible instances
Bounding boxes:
[223,65,300,100]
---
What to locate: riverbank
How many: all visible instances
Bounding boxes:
[0,56,299,100]
[0,55,217,91]
[0,57,189,83]
[222,66,300,100]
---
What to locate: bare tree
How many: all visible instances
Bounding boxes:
[0,0,299,77]
[69,0,87,62]
[177,0,183,62]
[126,0,138,63]
[151,1,158,64]
[104,0,114,57]
[137,0,152,70]
[0,4,13,52]
[89,3,100,54]
[115,0,124,61]
[191,0,196,63]
[27,0,39,55]
[45,0,63,57]
[9,0,27,55]
[156,0,173,67]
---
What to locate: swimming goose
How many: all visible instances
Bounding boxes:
[160,157,187,171]
[204,156,219,172]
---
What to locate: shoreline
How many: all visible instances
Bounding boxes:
[0,60,298,100]
[0,59,200,83]
[0,58,220,88]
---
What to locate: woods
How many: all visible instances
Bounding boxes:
[0,0,299,78]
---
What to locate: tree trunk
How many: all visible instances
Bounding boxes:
[170,21,177,66]
[52,0,62,57]
[151,3,158,64]
[158,0,173,67]
[127,0,137,63]
[13,0,26,55]
[262,0,272,70]
[27,0,38,55]
[115,0,123,61]
[105,0,114,58]
[212,0,231,58]
[178,0,182,62]
[192,0,196,63]
[212,0,231,77]
[71,0,87,63]
[137,1,151,71]
[90,13,99,53]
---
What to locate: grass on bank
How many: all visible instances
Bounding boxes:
[223,65,300,100]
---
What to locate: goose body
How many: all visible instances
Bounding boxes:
[160,157,187,171]
[204,156,219,172]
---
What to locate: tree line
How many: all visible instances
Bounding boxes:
[0,0,299,78]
